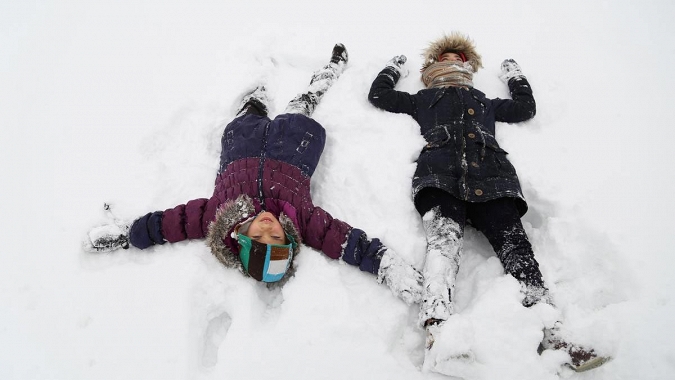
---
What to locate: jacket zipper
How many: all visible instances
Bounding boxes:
[258,121,271,207]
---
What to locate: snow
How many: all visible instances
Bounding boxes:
[1,0,674,379]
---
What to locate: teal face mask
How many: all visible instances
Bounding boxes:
[237,233,296,282]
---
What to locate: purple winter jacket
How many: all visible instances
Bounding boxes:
[129,113,384,275]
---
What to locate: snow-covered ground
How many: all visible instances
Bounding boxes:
[2,1,674,379]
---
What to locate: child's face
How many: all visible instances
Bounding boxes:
[245,212,287,245]
[439,52,464,63]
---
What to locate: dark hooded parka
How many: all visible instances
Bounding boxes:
[368,33,535,216]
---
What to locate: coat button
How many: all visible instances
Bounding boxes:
[474,189,483,196]
[467,108,475,115]
[467,133,476,139]
[471,161,479,168]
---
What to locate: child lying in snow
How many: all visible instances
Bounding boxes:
[368,32,610,372]
[84,44,422,305]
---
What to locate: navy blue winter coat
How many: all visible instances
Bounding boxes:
[368,67,535,216]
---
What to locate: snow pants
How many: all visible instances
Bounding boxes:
[415,187,546,324]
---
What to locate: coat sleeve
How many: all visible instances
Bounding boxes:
[129,195,221,249]
[368,67,417,116]
[301,205,385,275]
[492,77,536,123]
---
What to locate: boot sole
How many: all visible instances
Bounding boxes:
[571,355,611,372]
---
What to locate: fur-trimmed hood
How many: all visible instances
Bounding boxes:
[421,32,483,73]
[205,194,302,277]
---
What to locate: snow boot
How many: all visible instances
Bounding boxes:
[235,85,270,117]
[329,42,348,65]
[308,43,348,89]
[418,206,463,327]
[539,322,611,372]
[284,43,348,116]
[424,318,444,350]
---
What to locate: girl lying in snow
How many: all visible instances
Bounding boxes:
[84,44,423,305]
[368,32,609,372]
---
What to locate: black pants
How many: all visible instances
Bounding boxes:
[415,187,546,292]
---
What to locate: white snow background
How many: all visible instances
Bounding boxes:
[2,1,674,379]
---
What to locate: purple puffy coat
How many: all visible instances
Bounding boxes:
[129,113,384,275]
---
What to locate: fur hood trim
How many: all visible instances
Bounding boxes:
[205,194,302,277]
[421,32,483,73]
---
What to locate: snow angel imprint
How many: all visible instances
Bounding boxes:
[368,32,610,372]
[85,44,423,306]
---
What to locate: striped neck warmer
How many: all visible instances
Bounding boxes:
[421,61,474,89]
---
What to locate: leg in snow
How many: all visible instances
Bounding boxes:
[468,198,552,307]
[470,198,610,371]
[235,85,271,118]
[413,188,468,349]
[419,206,464,328]
[284,43,348,117]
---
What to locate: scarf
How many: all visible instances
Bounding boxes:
[421,61,474,89]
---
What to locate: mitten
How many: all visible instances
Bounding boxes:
[384,55,409,79]
[83,204,131,253]
[499,59,526,83]
[377,248,423,305]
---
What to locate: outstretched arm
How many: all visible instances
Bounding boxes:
[368,55,417,116]
[128,196,221,249]
[301,205,423,305]
[493,59,536,123]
